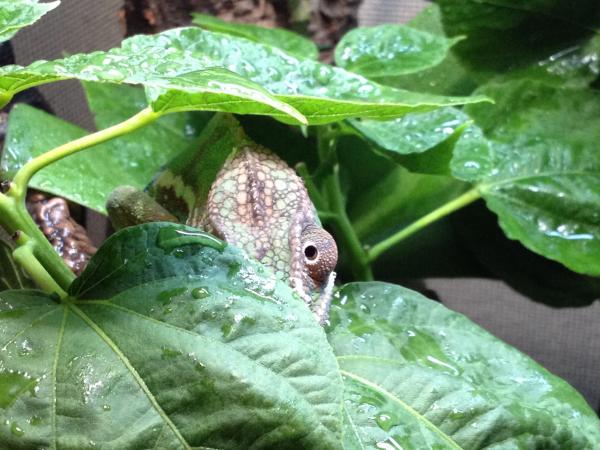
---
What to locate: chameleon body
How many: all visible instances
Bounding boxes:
[107,114,337,323]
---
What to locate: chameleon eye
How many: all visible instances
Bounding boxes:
[300,225,338,285]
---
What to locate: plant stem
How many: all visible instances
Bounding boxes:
[12,232,67,297]
[315,126,373,281]
[367,188,482,263]
[10,107,160,199]
[0,193,75,290]
[0,106,161,293]
[324,164,373,281]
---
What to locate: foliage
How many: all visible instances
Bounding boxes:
[192,13,319,60]
[0,0,58,43]
[0,1,598,448]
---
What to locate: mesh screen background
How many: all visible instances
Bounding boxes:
[11,0,124,130]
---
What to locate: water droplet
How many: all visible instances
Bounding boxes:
[28,416,42,426]
[375,412,399,431]
[157,228,226,252]
[314,66,333,85]
[191,287,210,299]
[10,422,24,437]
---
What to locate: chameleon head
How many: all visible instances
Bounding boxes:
[203,145,338,322]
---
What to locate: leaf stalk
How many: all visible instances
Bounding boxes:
[0,106,162,293]
[367,187,482,262]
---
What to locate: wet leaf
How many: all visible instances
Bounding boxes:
[453,80,600,276]
[0,222,343,449]
[328,282,600,449]
[0,27,487,123]
[348,107,470,174]
[1,103,202,213]
[192,13,318,60]
[0,0,58,43]
[335,23,461,79]
[378,5,478,96]
[436,0,600,73]
[500,33,600,88]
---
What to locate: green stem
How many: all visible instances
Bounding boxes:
[367,188,481,263]
[12,232,67,297]
[315,126,373,281]
[324,164,373,281]
[0,193,75,290]
[296,162,328,213]
[10,107,160,198]
[0,106,161,293]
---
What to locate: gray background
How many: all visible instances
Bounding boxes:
[9,0,600,412]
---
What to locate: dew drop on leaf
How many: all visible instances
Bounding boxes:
[191,287,210,299]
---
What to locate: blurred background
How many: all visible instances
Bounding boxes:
[4,0,599,413]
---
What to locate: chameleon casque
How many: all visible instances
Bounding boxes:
[107,114,338,323]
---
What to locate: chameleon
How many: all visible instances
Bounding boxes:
[106,114,338,323]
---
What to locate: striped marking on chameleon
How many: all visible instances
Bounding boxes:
[154,170,197,214]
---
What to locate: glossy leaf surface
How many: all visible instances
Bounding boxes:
[0,222,343,448]
[335,23,461,79]
[436,0,600,73]
[0,0,58,43]
[348,107,470,174]
[192,13,318,60]
[453,80,600,276]
[327,282,600,449]
[0,27,486,123]
[377,5,477,96]
[1,103,202,213]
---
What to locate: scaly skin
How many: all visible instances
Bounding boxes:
[107,117,337,323]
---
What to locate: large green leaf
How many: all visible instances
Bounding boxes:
[0,222,343,448]
[500,33,600,88]
[192,13,318,60]
[0,0,58,43]
[328,282,600,449]
[435,0,600,73]
[378,5,478,96]
[0,103,204,213]
[0,27,487,124]
[452,80,600,276]
[348,107,470,175]
[335,24,462,79]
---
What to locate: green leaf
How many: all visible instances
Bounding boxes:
[328,282,600,449]
[84,81,212,133]
[335,23,462,79]
[192,12,318,60]
[0,27,487,124]
[377,5,478,96]
[453,80,600,276]
[1,103,200,213]
[0,222,343,449]
[499,33,600,88]
[0,238,33,291]
[436,0,600,73]
[348,107,470,175]
[0,0,59,43]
